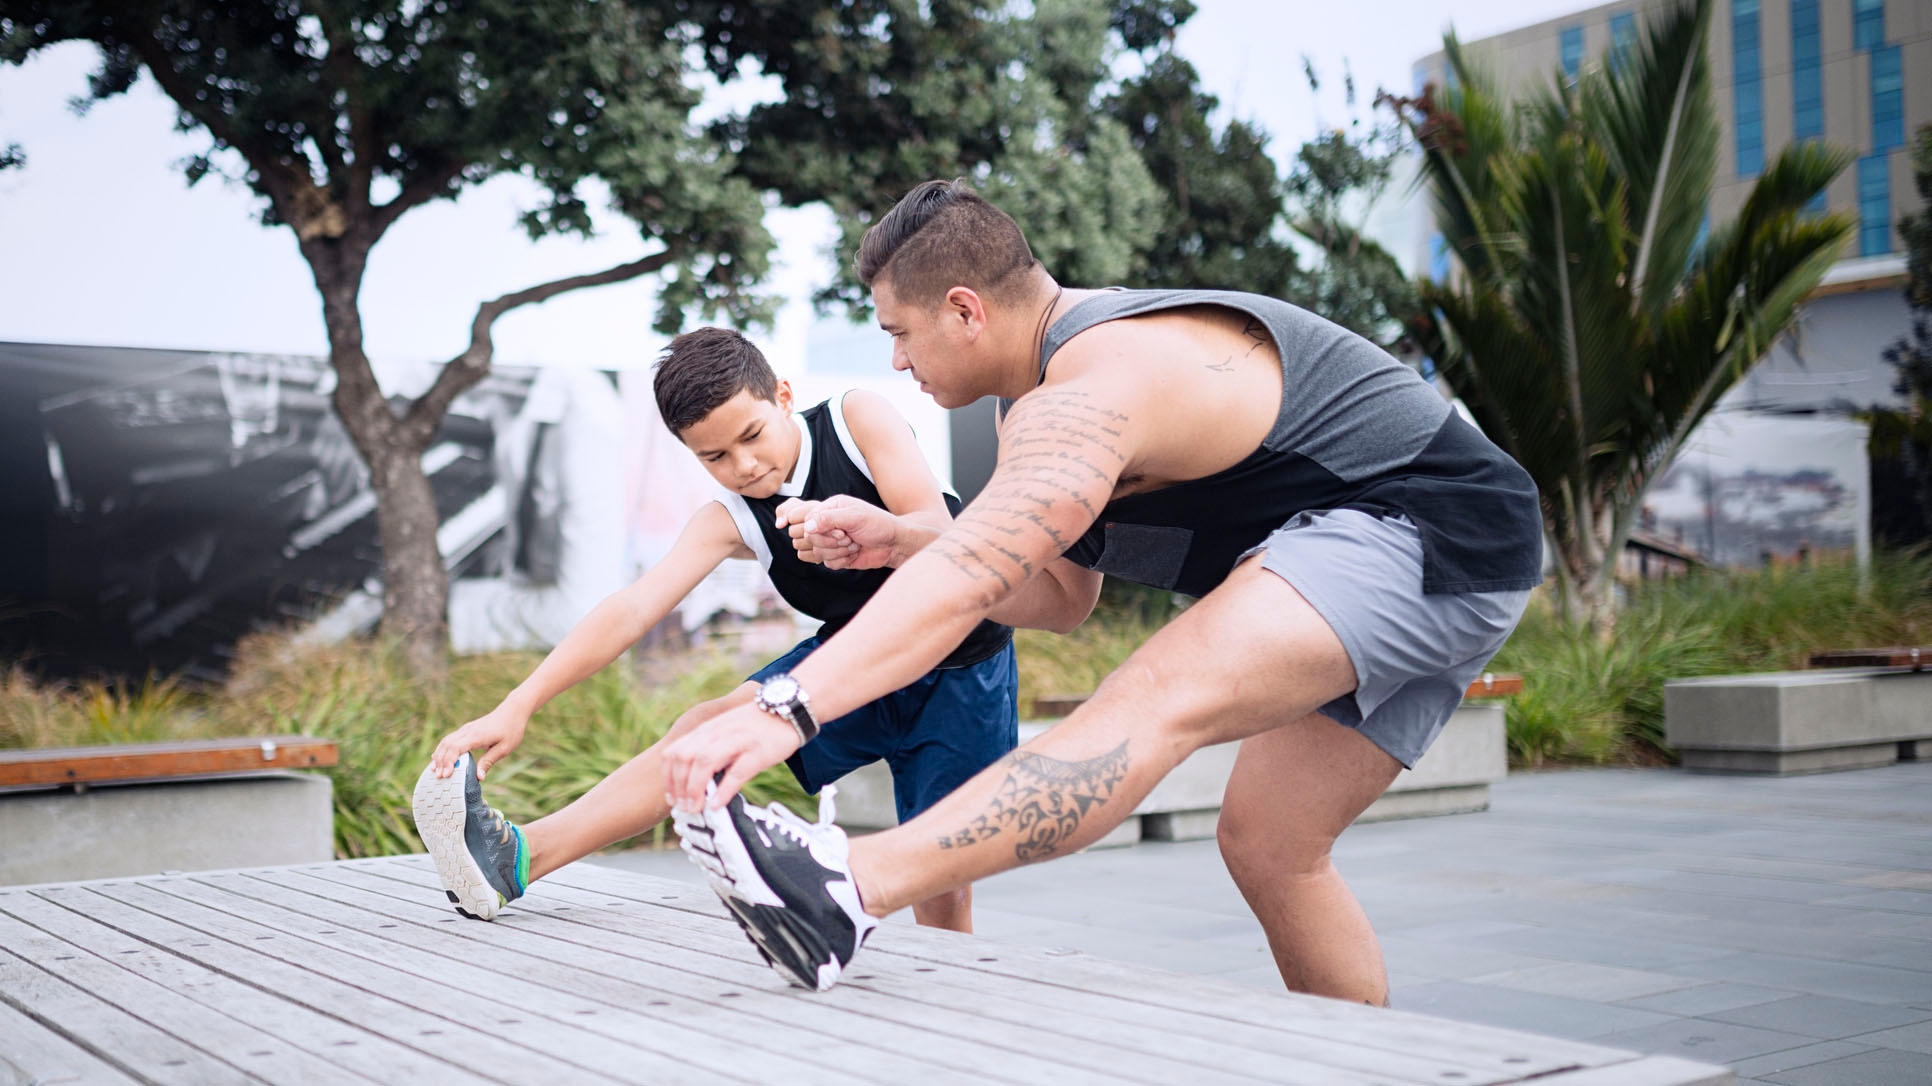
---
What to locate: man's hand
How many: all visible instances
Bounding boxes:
[662,702,803,811]
[775,495,911,570]
[429,704,530,780]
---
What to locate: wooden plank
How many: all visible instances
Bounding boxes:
[413,863,1498,1086]
[6,888,407,1082]
[21,884,488,1086]
[0,998,142,1086]
[1809,647,1929,671]
[141,871,727,1086]
[86,879,614,1086]
[271,861,1143,1086]
[542,860,1633,1080]
[0,919,257,1085]
[1464,672,1524,698]
[1033,673,1522,718]
[0,736,337,788]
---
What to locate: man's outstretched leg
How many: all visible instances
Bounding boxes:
[1217,716,1400,1005]
[678,557,1361,986]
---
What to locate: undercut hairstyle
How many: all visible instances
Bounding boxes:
[856,179,1038,307]
[653,327,778,436]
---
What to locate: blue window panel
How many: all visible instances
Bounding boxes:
[1858,154,1891,256]
[1611,12,1637,72]
[1734,0,1763,176]
[1871,46,1903,151]
[1853,0,1883,51]
[1805,191,1829,216]
[1792,0,1823,140]
[1429,234,1451,281]
[1560,26,1584,78]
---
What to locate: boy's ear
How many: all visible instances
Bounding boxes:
[773,378,794,412]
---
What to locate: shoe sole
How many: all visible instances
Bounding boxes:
[411,759,504,922]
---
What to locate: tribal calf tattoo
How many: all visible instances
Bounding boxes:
[937,741,1130,863]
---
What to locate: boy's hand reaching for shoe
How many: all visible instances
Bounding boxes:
[429,705,530,780]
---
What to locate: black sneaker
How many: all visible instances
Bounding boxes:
[674,785,878,991]
[412,753,528,920]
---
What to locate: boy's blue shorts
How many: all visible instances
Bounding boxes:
[750,636,1018,824]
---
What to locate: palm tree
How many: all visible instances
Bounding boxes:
[1399,0,1854,630]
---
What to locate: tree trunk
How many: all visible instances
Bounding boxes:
[1552,532,1617,637]
[306,238,451,679]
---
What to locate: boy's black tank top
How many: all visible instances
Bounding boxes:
[716,395,1012,669]
[1035,289,1544,597]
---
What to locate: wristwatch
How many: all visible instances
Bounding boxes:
[755,674,819,745]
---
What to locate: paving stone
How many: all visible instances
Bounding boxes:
[1704,995,1932,1040]
[1764,1046,1932,1085]
[1470,962,1707,1002]
[1619,983,1798,1017]
[1730,1041,1878,1078]
[1594,1018,1820,1065]
[1393,980,1677,1041]
[1843,1019,1932,1055]
[1664,952,1932,1004]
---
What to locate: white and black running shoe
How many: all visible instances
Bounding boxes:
[674,785,878,992]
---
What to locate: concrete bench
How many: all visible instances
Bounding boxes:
[1664,667,1932,774]
[0,736,338,885]
[836,676,1519,845]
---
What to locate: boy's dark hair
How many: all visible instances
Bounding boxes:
[856,179,1038,307]
[653,327,778,435]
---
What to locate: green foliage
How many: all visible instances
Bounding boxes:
[1015,581,1187,705]
[0,635,806,859]
[1396,0,1856,626]
[1492,552,1932,764]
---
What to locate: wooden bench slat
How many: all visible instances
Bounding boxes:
[272,863,1185,1086]
[1031,672,1525,718]
[0,997,142,1085]
[537,860,1631,1080]
[87,879,624,1086]
[1809,647,1929,671]
[0,736,338,788]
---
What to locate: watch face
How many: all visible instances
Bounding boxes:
[762,676,799,703]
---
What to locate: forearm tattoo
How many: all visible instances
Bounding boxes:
[924,390,1127,597]
[937,742,1130,863]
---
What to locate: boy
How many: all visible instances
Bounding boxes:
[413,326,1016,932]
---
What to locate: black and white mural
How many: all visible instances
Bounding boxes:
[0,342,626,681]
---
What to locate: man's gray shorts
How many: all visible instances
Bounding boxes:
[1244,508,1533,768]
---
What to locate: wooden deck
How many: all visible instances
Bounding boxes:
[0,857,1732,1085]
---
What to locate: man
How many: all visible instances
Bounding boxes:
[666,180,1542,1000]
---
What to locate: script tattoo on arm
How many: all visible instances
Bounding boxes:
[936,742,1131,863]
[922,388,1128,600]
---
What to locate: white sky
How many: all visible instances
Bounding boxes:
[0,0,1590,372]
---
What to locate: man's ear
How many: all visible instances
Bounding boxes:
[945,286,988,337]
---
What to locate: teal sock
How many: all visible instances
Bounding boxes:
[511,825,530,896]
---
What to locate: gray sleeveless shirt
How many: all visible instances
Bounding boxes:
[1035,289,1543,596]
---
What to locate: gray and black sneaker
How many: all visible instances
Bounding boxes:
[674,785,878,992]
[412,753,528,921]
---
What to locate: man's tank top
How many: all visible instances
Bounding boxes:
[1037,289,1544,597]
[714,395,1013,669]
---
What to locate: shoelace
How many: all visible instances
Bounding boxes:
[751,785,840,847]
[483,805,515,847]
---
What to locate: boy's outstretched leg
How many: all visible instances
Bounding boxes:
[414,686,752,918]
[411,752,529,920]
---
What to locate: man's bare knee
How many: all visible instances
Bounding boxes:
[1217,808,1332,884]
